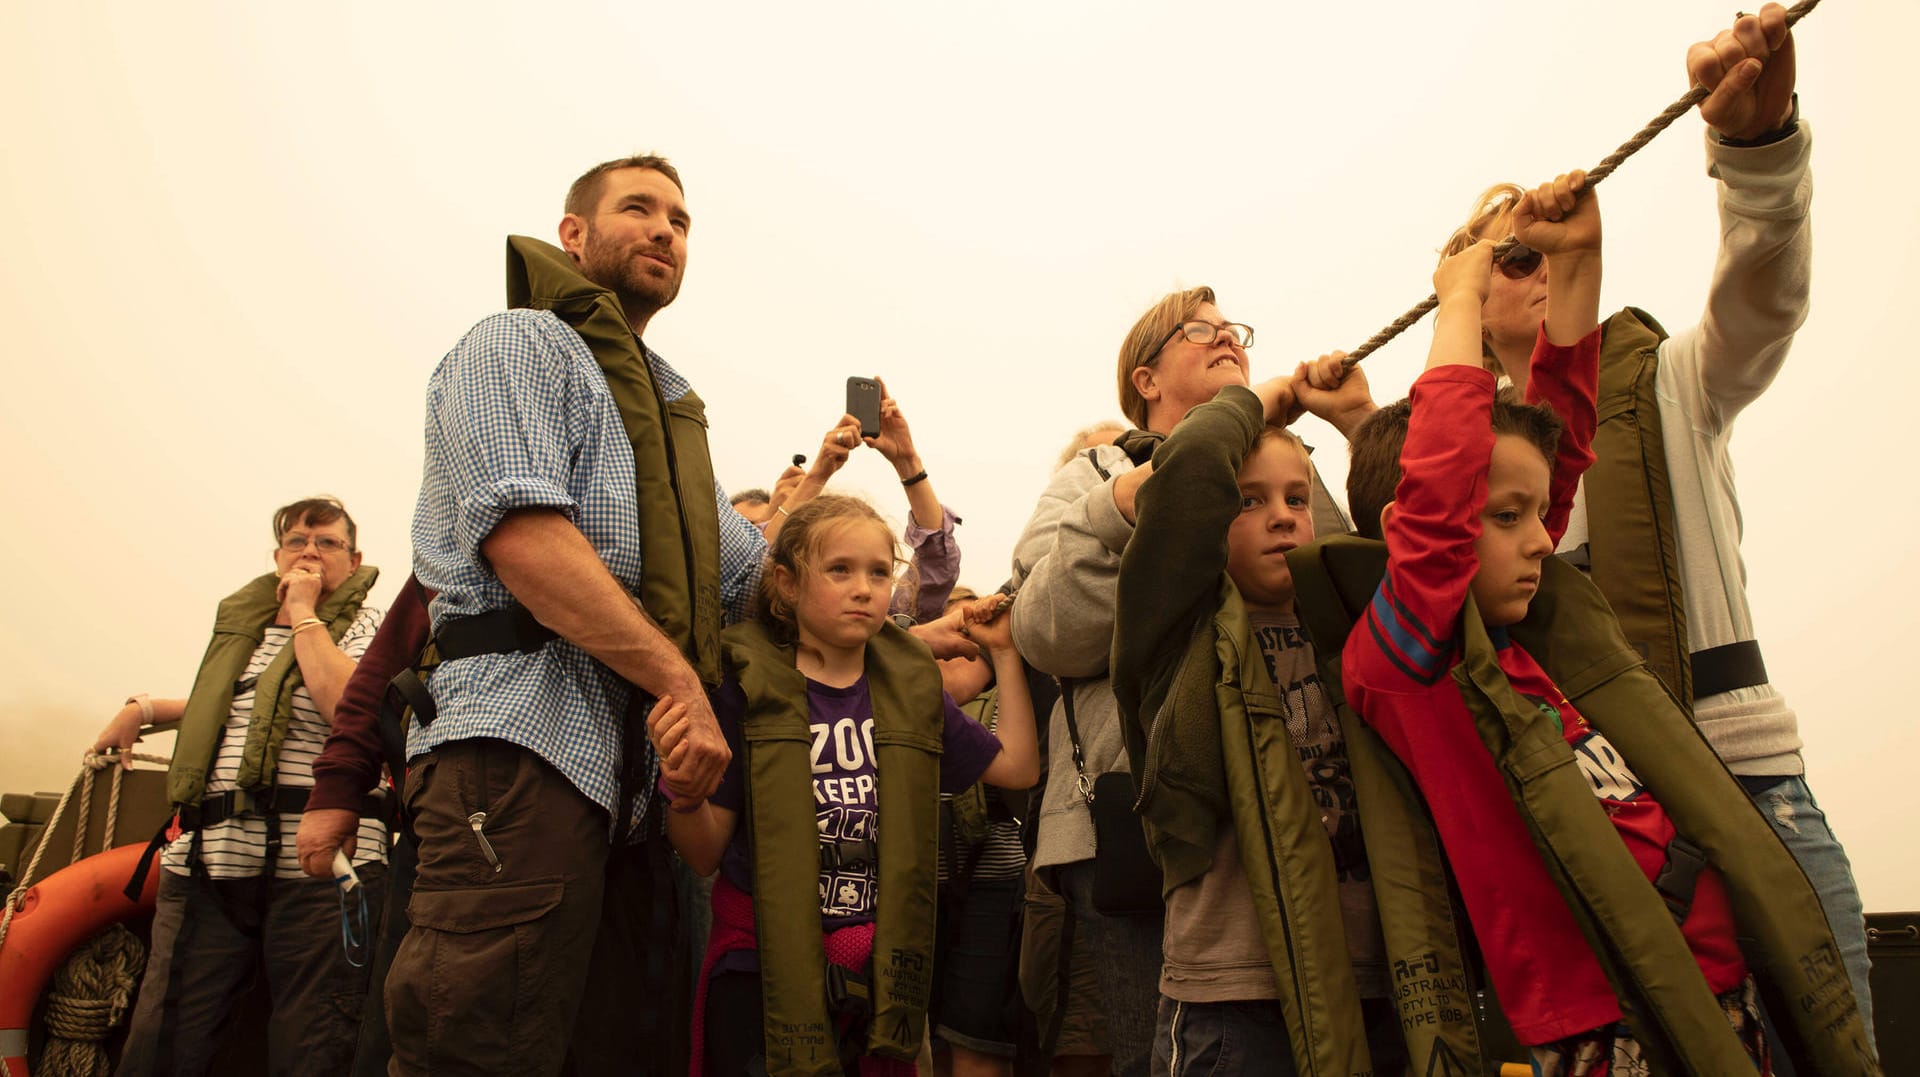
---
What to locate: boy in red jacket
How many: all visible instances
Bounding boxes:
[1333,173,1767,1075]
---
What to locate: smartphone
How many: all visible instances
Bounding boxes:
[846,377,882,440]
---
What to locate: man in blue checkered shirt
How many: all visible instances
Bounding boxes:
[384,155,766,1075]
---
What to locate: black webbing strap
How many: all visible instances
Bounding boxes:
[610,687,650,849]
[827,963,874,1071]
[180,785,313,828]
[1059,677,1092,807]
[178,785,382,829]
[378,670,426,834]
[820,837,878,870]
[1690,640,1769,701]
[117,787,381,901]
[433,602,558,661]
[122,821,171,902]
[1653,834,1710,925]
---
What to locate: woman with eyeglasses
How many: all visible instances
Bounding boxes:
[1429,3,1879,1065]
[96,495,390,1076]
[1007,286,1374,1077]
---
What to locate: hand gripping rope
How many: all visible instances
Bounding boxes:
[1340,0,1823,369]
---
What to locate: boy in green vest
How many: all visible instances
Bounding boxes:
[1340,173,1772,1073]
[1111,347,1482,1076]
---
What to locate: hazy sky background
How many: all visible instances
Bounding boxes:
[4,1,1916,905]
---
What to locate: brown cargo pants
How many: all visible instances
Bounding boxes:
[384,738,610,1076]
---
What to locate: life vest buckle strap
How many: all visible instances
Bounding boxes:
[819,838,876,870]
[1655,834,1709,925]
[179,786,384,830]
[825,963,872,1015]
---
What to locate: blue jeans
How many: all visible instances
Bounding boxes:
[1151,996,1405,1077]
[1056,859,1164,1077]
[1739,773,1875,1051]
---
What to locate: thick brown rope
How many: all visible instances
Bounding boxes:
[40,923,147,1077]
[1342,0,1822,367]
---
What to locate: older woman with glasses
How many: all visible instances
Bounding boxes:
[1008,287,1371,1077]
[97,495,388,1077]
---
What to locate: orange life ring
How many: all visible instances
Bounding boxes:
[0,842,160,1077]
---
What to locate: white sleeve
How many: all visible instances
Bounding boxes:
[1663,122,1813,437]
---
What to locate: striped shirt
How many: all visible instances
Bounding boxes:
[410,310,765,822]
[162,607,385,880]
[936,693,1026,884]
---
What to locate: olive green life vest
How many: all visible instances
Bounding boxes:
[1287,535,1879,1075]
[166,566,379,807]
[1208,579,1483,1077]
[945,688,998,853]
[724,620,945,1076]
[506,236,725,689]
[1584,307,1691,704]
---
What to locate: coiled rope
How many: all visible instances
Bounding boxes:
[0,748,169,1077]
[1341,0,1822,368]
[38,923,147,1077]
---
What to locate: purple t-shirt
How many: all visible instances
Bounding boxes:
[710,673,1002,929]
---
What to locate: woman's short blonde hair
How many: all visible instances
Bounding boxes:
[1440,182,1527,370]
[1116,286,1217,429]
[1440,183,1525,263]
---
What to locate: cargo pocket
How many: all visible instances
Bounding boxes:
[392,880,565,1069]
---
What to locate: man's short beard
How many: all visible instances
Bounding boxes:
[579,228,682,317]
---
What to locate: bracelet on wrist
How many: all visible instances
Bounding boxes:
[291,617,327,639]
[900,469,929,488]
[125,692,154,725]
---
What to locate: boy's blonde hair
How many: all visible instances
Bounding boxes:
[1252,425,1311,473]
[755,494,911,648]
[1117,286,1217,429]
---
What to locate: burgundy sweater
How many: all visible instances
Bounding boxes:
[308,574,435,813]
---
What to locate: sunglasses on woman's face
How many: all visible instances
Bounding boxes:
[1494,239,1544,281]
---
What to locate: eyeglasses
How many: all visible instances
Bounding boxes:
[280,533,351,554]
[1153,320,1255,359]
[1494,239,1544,281]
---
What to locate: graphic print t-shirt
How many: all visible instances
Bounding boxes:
[711,673,1003,929]
[1252,609,1387,998]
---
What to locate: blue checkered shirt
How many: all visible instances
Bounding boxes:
[410,309,765,825]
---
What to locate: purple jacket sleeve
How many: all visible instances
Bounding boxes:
[889,503,962,624]
[308,574,436,812]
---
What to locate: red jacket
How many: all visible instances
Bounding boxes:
[1343,331,1745,1044]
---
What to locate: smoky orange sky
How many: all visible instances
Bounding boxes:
[3,0,1915,907]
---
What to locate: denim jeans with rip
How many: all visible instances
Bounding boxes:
[1739,773,1875,1053]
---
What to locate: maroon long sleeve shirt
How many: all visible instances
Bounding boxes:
[308,573,435,813]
